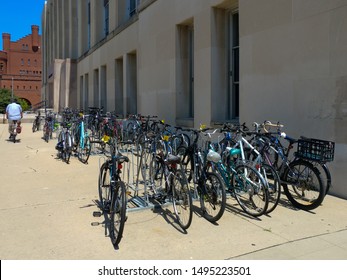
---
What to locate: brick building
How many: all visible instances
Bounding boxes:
[0,25,42,107]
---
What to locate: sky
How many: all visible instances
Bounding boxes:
[0,0,46,49]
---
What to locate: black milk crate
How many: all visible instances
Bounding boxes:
[296,138,335,162]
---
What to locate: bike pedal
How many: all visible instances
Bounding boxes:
[93,211,102,217]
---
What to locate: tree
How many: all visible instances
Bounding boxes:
[0,88,30,113]
[0,89,11,113]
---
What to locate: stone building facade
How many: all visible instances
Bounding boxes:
[0,25,42,107]
[41,0,347,199]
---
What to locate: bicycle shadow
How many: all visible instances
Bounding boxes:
[91,199,122,250]
[150,199,188,234]
[224,199,263,221]
[267,191,318,215]
[190,203,221,226]
[5,138,21,143]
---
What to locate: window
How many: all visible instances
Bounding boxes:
[229,11,239,119]
[115,58,124,115]
[129,0,137,16]
[93,68,99,106]
[104,0,109,36]
[126,52,137,114]
[176,22,194,122]
[21,59,24,66]
[87,1,91,49]
[211,8,239,122]
[101,65,107,109]
[28,59,31,66]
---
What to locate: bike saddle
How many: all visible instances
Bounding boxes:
[165,154,181,165]
[116,154,129,163]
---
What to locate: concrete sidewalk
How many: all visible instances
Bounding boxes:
[0,123,347,260]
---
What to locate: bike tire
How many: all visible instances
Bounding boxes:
[175,146,191,176]
[148,154,164,195]
[32,121,37,133]
[231,163,269,217]
[98,162,112,211]
[282,159,325,211]
[139,148,151,183]
[200,172,226,223]
[64,131,73,164]
[78,136,91,164]
[109,181,127,248]
[259,163,281,214]
[43,124,49,142]
[313,163,332,196]
[172,169,193,230]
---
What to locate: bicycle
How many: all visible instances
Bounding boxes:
[215,123,281,214]
[42,112,55,142]
[253,121,328,211]
[97,135,129,248]
[204,128,269,217]
[8,120,22,143]
[75,114,92,164]
[56,121,73,164]
[87,106,104,141]
[149,151,193,230]
[32,111,42,133]
[217,123,278,214]
[176,128,226,223]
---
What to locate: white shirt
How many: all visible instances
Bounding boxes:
[6,102,22,121]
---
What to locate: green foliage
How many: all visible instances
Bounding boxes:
[0,88,30,113]
[0,89,11,113]
[18,98,30,111]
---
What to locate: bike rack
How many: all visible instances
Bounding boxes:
[94,142,160,213]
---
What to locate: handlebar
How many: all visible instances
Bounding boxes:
[262,120,284,133]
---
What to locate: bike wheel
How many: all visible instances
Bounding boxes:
[98,162,112,211]
[282,160,325,210]
[231,164,269,217]
[43,124,49,142]
[139,148,151,183]
[64,132,73,164]
[32,121,37,133]
[57,131,65,159]
[78,136,91,164]
[175,146,191,175]
[171,134,190,154]
[126,122,136,142]
[148,155,164,195]
[258,163,281,214]
[109,181,127,248]
[172,169,193,230]
[72,125,80,152]
[313,163,332,196]
[200,172,226,223]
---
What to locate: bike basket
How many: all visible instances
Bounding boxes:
[296,138,335,162]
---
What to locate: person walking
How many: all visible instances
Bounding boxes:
[6,98,23,140]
